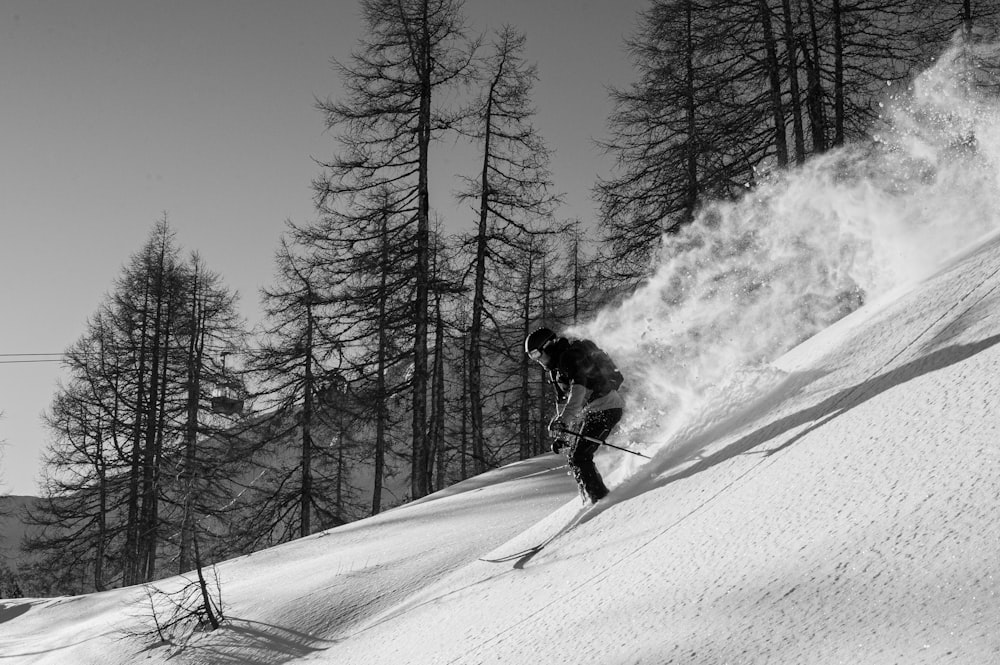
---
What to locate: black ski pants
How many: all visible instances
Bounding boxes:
[569,408,623,503]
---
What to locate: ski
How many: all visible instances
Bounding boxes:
[479,501,596,568]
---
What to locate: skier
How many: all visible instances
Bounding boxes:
[524,327,625,504]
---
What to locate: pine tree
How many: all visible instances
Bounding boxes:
[314,0,475,500]
[246,236,363,542]
[27,220,245,592]
[596,0,975,282]
[292,184,417,514]
[458,26,560,474]
[173,253,245,573]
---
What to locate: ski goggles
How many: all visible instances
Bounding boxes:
[527,339,554,361]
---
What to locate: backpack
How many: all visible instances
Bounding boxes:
[570,339,624,395]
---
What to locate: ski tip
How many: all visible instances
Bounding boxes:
[479,545,543,564]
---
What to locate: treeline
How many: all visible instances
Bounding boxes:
[15,0,992,595]
[596,0,998,279]
[22,222,248,593]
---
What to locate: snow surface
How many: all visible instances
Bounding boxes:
[3,217,1000,664]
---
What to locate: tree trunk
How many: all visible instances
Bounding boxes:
[429,295,446,490]
[139,240,168,582]
[372,214,390,515]
[179,274,205,573]
[469,89,494,475]
[780,0,806,163]
[757,0,789,166]
[460,335,470,480]
[683,0,700,217]
[832,0,845,146]
[520,245,541,459]
[145,294,173,581]
[94,419,107,591]
[124,280,150,586]
[300,301,315,538]
[411,0,432,500]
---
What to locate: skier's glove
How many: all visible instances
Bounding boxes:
[551,438,569,454]
[548,416,567,436]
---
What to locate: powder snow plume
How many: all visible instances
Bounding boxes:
[575,33,1000,472]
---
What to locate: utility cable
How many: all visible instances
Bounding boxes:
[0,353,65,365]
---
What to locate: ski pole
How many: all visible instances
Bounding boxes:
[560,428,651,459]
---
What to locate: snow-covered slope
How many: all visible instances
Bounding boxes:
[320,229,1000,665]
[2,222,1000,664]
[0,454,579,663]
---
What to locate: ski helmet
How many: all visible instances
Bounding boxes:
[524,327,557,360]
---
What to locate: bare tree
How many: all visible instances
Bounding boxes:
[314,0,475,500]
[128,528,225,650]
[245,236,365,541]
[597,0,977,281]
[458,26,560,474]
[27,220,246,592]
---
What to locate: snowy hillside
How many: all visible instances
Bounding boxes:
[2,223,1000,664]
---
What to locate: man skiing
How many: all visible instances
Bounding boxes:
[524,327,625,504]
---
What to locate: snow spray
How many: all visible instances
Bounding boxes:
[573,33,1000,478]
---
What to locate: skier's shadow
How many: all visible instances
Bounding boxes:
[0,602,31,624]
[651,333,1000,490]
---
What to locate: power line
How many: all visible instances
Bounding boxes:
[0,353,65,357]
[0,353,65,366]
[0,359,64,365]
[0,348,252,364]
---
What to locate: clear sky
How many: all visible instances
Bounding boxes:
[0,0,645,495]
